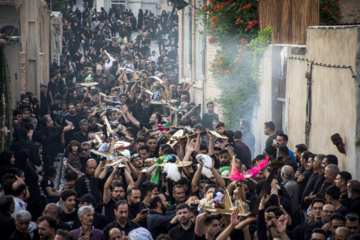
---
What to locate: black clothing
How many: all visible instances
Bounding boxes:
[168,222,195,240]
[103,220,140,239]
[265,134,277,147]
[202,113,219,130]
[8,229,31,240]
[61,114,84,147]
[301,172,319,210]
[75,174,103,204]
[104,198,116,222]
[71,131,89,144]
[128,203,147,227]
[147,210,176,238]
[0,212,16,240]
[60,210,78,229]
[304,220,324,240]
[41,126,64,158]
[298,169,312,201]
[349,196,360,216]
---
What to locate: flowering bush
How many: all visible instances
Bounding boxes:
[320,0,341,24]
[195,0,270,128]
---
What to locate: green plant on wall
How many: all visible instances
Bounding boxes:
[195,0,271,129]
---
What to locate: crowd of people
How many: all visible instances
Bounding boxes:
[1,2,360,240]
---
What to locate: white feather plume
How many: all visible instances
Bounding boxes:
[196,154,212,169]
[164,163,181,182]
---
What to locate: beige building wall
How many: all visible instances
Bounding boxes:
[286,26,359,176]
[178,1,222,117]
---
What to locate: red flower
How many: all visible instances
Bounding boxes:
[203,4,210,10]
[219,55,224,59]
[225,70,230,74]
[235,18,243,25]
[214,35,219,39]
[211,16,218,23]
[117,145,125,151]
[241,38,248,44]
[208,37,213,44]
[210,25,216,31]
[335,11,341,16]
[321,6,330,13]
[239,4,251,10]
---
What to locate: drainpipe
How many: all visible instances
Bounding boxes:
[201,0,206,114]
[305,62,313,146]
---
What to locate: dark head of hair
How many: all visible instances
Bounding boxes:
[64,171,78,181]
[163,148,177,155]
[150,194,163,209]
[325,185,341,200]
[113,183,124,190]
[44,166,57,178]
[278,146,289,156]
[176,203,190,212]
[138,145,150,152]
[301,151,312,162]
[277,133,288,142]
[330,213,345,225]
[67,140,81,153]
[338,171,352,184]
[2,179,16,195]
[264,146,277,158]
[12,183,27,197]
[312,228,327,239]
[200,144,209,153]
[136,136,146,144]
[0,195,14,214]
[154,113,162,123]
[160,144,171,152]
[311,198,326,207]
[205,184,217,194]
[37,215,57,229]
[215,122,225,129]
[348,180,360,194]
[264,121,275,131]
[155,234,172,240]
[142,182,157,194]
[55,229,73,240]
[204,215,220,227]
[61,189,77,201]
[326,154,338,165]
[345,213,360,223]
[295,144,307,153]
[145,130,156,139]
[127,187,140,197]
[115,200,128,210]
[234,131,242,139]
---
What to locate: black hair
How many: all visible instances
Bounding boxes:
[325,185,341,200]
[142,182,157,195]
[127,187,141,196]
[138,145,150,152]
[311,198,326,207]
[61,189,77,201]
[204,215,220,227]
[64,171,78,181]
[200,144,208,153]
[0,195,14,214]
[37,216,57,229]
[150,194,163,209]
[44,166,57,178]
[234,131,242,139]
[115,200,128,210]
[277,133,288,142]
[338,171,352,184]
[264,121,275,131]
[176,203,190,212]
[326,154,338,165]
[312,228,327,239]
[278,146,289,156]
[264,146,277,157]
[295,144,307,153]
[330,213,346,225]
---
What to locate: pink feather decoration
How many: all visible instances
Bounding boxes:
[229,167,246,181]
[247,157,269,177]
[157,125,168,132]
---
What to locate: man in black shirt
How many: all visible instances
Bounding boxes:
[264,121,277,148]
[168,204,195,240]
[71,119,89,144]
[75,159,103,212]
[61,103,84,147]
[59,190,77,229]
[127,188,148,227]
[41,114,73,170]
[103,200,141,239]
